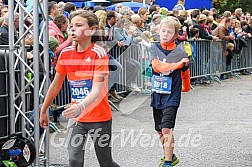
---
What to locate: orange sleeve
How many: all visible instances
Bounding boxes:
[152,59,183,73]
[55,52,67,74]
[94,55,109,76]
[181,69,191,92]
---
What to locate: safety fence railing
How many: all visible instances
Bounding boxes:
[0,48,9,139]
[0,46,34,140]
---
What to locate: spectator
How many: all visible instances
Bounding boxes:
[39,1,59,32]
[177,16,188,42]
[220,43,234,80]
[212,18,235,41]
[49,14,72,61]
[0,13,19,44]
[64,2,76,15]
[173,0,185,11]
[189,27,199,40]
[200,7,206,13]
[172,9,179,18]
[240,20,249,38]
[202,10,210,17]
[148,4,160,22]
[159,7,168,19]
[206,17,213,34]
[104,11,124,100]
[225,43,235,72]
[105,11,121,48]
[114,17,142,47]
[58,1,65,14]
[234,8,243,21]
[220,11,231,24]
[149,13,161,41]
[138,7,150,31]
[119,6,132,16]
[245,18,252,38]
[193,14,218,40]
[179,11,190,36]
[0,0,2,7]
[149,5,159,15]
[114,17,142,91]
[0,5,8,17]
[115,3,123,13]
[245,12,251,21]
[179,10,188,20]
[191,9,200,26]
[210,8,217,15]
[212,13,221,30]
[131,14,144,36]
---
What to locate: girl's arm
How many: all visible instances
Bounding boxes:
[40,72,66,128]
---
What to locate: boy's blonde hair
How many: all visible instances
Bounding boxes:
[226,43,234,50]
[159,16,181,33]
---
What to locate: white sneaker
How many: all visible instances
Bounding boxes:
[129,83,141,92]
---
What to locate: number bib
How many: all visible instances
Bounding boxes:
[69,80,92,102]
[151,75,172,94]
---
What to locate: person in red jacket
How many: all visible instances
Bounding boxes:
[150,16,190,167]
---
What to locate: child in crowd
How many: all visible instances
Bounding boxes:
[40,10,120,167]
[150,16,191,167]
[189,27,199,40]
[221,43,234,80]
[225,43,235,72]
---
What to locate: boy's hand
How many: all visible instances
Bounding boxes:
[180,58,189,66]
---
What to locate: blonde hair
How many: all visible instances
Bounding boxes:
[131,14,143,27]
[160,16,181,33]
[141,31,152,42]
[226,43,234,50]
[95,10,107,30]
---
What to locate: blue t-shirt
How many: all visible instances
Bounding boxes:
[150,43,188,109]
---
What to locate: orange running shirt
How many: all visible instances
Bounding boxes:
[55,43,112,122]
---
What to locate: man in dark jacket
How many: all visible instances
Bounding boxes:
[0,12,19,44]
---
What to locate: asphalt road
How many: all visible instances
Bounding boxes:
[49,75,252,167]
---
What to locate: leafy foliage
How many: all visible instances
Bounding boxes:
[212,0,252,14]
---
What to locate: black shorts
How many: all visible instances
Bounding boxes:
[153,106,178,132]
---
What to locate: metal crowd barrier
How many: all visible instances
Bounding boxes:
[187,39,252,79]
[0,49,9,139]
[0,47,33,140]
[50,39,252,111]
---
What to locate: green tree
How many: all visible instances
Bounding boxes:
[213,0,252,14]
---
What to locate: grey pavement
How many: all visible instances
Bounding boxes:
[49,75,252,167]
